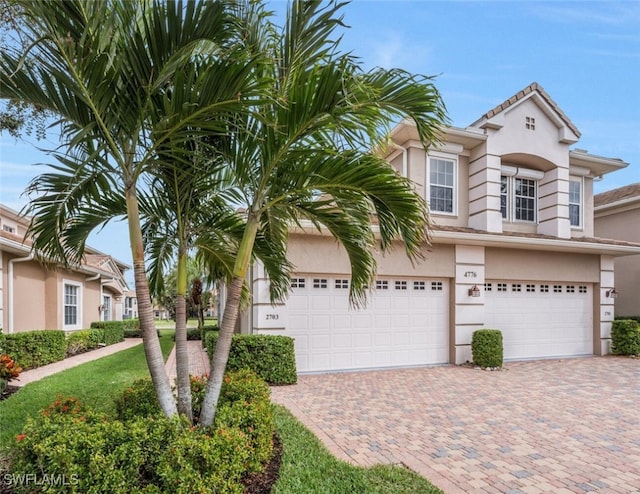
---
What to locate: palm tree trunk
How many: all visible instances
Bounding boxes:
[199,215,259,427]
[126,188,178,417]
[175,251,193,421]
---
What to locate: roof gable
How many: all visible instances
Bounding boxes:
[471,82,581,144]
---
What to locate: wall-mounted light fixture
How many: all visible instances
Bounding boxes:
[468,285,481,297]
[606,288,618,299]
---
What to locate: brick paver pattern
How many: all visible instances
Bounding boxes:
[270,357,640,494]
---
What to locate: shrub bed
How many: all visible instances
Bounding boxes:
[204,333,297,385]
[0,330,67,370]
[115,370,274,472]
[611,319,640,356]
[471,329,503,368]
[9,396,252,494]
[65,330,96,357]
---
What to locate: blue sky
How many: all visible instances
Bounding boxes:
[1,0,639,284]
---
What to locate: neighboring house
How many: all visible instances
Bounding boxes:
[0,204,131,333]
[124,289,139,319]
[594,183,640,317]
[228,82,640,373]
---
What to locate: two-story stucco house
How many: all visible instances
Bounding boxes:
[226,83,640,373]
[0,204,131,333]
[594,183,640,317]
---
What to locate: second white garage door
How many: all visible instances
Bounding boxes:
[484,281,593,360]
[286,276,449,372]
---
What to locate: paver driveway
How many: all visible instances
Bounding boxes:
[270,357,640,494]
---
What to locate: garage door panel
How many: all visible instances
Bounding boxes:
[485,281,592,360]
[287,276,449,372]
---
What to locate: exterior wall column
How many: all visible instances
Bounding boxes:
[538,166,571,238]
[468,153,503,233]
[251,261,286,335]
[453,245,485,364]
[596,255,615,355]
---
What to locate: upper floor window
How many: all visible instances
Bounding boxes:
[569,178,582,228]
[63,281,82,330]
[501,175,537,223]
[429,157,456,214]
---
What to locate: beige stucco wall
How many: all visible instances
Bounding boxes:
[286,233,455,278]
[11,257,47,331]
[595,206,640,316]
[3,253,105,332]
[485,248,600,282]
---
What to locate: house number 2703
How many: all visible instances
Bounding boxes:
[464,271,477,278]
[266,314,279,320]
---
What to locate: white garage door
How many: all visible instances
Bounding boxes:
[287,276,449,372]
[484,281,593,360]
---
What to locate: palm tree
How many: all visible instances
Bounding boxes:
[0,0,260,417]
[198,1,448,427]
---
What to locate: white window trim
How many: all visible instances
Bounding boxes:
[569,176,583,229]
[426,152,458,216]
[62,279,83,330]
[500,170,540,224]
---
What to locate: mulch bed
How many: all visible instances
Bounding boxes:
[243,434,283,494]
[0,385,20,402]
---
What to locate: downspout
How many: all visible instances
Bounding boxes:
[7,253,35,334]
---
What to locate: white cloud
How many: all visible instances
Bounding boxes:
[531,3,640,26]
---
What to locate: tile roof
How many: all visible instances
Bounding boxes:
[594,183,640,207]
[474,82,581,138]
[432,224,640,248]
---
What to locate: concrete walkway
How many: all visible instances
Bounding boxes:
[270,357,640,494]
[15,338,143,386]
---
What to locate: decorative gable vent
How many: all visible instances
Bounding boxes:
[525,116,536,130]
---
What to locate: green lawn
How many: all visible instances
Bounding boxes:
[1,332,442,493]
[0,331,175,447]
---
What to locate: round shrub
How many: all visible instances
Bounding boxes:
[611,319,640,356]
[471,329,503,368]
[115,378,162,421]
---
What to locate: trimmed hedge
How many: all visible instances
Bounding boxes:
[471,329,503,368]
[90,319,139,331]
[0,330,67,370]
[205,333,297,385]
[200,324,218,344]
[611,319,640,356]
[172,328,202,341]
[65,328,124,357]
[124,328,161,338]
[616,315,640,324]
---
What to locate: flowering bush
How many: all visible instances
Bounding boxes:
[0,354,22,381]
[0,353,22,393]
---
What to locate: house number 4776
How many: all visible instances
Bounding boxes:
[464,271,477,278]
